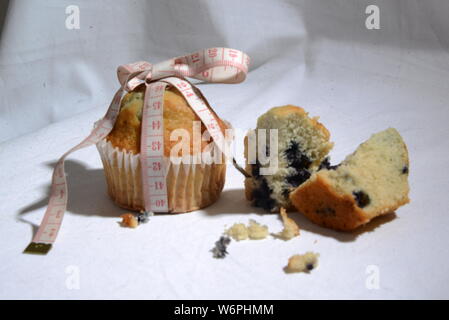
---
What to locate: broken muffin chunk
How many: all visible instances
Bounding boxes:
[290,128,410,231]
[120,213,139,228]
[244,105,333,212]
[276,207,300,240]
[285,252,320,273]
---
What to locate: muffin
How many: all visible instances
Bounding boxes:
[290,128,410,231]
[96,85,229,213]
[243,105,334,212]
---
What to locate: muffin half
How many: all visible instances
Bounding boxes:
[290,128,410,231]
[244,105,334,212]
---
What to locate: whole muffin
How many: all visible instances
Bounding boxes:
[97,85,228,213]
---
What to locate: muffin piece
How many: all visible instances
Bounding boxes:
[276,207,300,240]
[247,220,269,240]
[225,220,269,240]
[285,252,320,273]
[225,223,249,241]
[290,128,410,231]
[97,85,228,213]
[244,105,333,212]
[120,213,139,228]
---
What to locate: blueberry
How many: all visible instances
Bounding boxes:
[353,191,370,208]
[286,169,311,187]
[306,263,314,271]
[252,179,276,211]
[290,156,312,171]
[137,211,150,224]
[318,157,339,171]
[282,188,290,198]
[284,141,312,170]
[251,161,261,178]
[284,141,300,161]
[318,157,331,170]
[402,166,408,174]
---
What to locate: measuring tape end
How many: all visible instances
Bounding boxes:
[23,242,52,255]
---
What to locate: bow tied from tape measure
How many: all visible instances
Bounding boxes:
[24,48,250,255]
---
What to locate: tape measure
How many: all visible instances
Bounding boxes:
[24,48,250,255]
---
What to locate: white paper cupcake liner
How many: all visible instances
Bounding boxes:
[96,139,226,213]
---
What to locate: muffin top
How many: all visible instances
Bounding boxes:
[257,105,331,142]
[107,85,227,156]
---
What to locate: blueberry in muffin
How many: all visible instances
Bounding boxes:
[289,128,410,231]
[243,105,334,212]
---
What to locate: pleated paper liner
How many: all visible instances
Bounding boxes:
[96,139,227,213]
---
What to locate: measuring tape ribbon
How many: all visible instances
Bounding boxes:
[24,48,250,254]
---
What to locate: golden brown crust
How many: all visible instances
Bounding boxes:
[289,174,408,231]
[289,175,368,231]
[106,86,227,156]
[264,105,331,141]
[120,213,138,228]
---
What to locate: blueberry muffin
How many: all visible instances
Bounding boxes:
[290,128,410,231]
[97,85,229,213]
[244,105,334,212]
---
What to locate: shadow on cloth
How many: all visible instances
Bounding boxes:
[0,1,9,43]
[18,159,122,237]
[202,188,397,242]
[18,167,397,241]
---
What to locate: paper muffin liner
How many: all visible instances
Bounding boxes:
[96,139,227,213]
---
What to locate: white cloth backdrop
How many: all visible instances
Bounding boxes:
[1,0,449,299]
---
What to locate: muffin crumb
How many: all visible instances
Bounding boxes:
[276,207,300,240]
[286,252,319,273]
[137,211,153,224]
[225,220,269,241]
[211,236,231,259]
[120,213,138,228]
[225,223,249,241]
[247,220,269,240]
